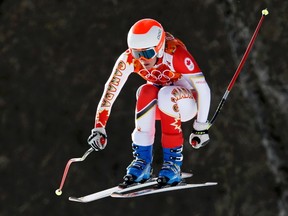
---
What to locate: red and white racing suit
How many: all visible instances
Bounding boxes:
[94,33,211,149]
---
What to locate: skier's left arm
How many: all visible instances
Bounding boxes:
[173,46,211,149]
[184,72,211,149]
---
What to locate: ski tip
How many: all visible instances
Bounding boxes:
[204,182,218,186]
[181,172,193,178]
[110,192,124,198]
[69,196,85,203]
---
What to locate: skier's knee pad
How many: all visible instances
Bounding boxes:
[136,84,160,111]
[136,84,159,100]
[158,86,197,122]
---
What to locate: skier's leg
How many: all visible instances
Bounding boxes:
[124,84,159,183]
[157,146,183,185]
[157,86,197,185]
[131,84,159,146]
[124,144,153,183]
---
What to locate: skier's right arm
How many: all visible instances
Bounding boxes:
[88,51,134,151]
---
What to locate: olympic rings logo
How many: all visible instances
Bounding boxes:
[138,69,179,84]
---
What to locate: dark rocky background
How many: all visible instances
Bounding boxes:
[1,0,287,216]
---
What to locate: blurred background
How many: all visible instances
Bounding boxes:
[0,0,287,215]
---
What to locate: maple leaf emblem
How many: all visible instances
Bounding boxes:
[184,57,194,71]
[170,116,182,133]
[126,50,134,65]
[96,109,109,127]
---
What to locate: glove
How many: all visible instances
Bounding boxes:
[189,121,210,149]
[87,128,107,151]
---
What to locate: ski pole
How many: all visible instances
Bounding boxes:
[55,147,95,196]
[209,8,269,128]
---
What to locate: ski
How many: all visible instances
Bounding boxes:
[69,172,192,203]
[111,182,218,198]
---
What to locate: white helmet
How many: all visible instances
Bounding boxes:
[127,18,166,60]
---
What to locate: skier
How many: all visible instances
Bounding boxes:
[87,18,211,186]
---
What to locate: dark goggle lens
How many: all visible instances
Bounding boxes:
[131,48,156,60]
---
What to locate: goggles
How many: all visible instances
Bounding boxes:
[131,47,157,60]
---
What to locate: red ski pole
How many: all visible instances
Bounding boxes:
[209,9,269,127]
[55,147,95,196]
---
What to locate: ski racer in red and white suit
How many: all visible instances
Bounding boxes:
[88,19,211,185]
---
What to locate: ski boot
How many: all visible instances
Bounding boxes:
[123,144,153,185]
[157,146,183,186]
